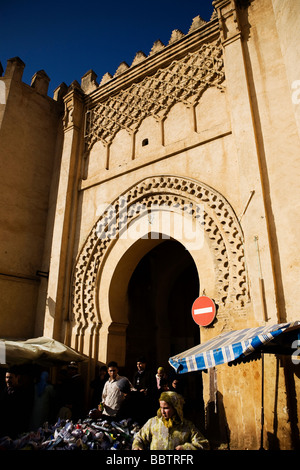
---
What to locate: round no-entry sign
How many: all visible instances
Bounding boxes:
[192,296,216,327]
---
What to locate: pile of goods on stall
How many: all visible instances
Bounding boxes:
[0,413,141,450]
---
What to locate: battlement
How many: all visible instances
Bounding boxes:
[80,12,218,96]
[0,11,218,103]
[0,56,67,104]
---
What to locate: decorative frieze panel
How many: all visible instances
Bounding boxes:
[84,42,225,152]
[71,176,249,342]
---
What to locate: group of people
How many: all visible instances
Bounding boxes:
[0,362,85,439]
[90,356,184,423]
[91,356,209,450]
[0,356,209,450]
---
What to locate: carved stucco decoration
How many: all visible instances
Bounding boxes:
[84,41,225,151]
[71,176,249,340]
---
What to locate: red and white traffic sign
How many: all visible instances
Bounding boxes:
[192,296,216,327]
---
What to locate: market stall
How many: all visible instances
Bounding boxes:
[168,321,300,449]
[168,322,300,373]
[0,416,140,450]
[0,337,86,367]
[0,337,141,450]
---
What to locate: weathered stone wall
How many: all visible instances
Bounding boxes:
[40,0,300,449]
[1,0,299,450]
[0,58,63,338]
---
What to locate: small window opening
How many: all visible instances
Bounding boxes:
[142,138,149,147]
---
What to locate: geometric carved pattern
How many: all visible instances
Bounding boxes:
[84,42,225,151]
[71,175,248,339]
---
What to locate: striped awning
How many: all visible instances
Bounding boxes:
[169,322,300,374]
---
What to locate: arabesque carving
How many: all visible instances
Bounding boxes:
[71,176,248,345]
[84,41,225,151]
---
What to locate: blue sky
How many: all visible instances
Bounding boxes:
[0,0,214,97]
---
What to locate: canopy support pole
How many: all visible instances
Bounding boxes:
[259,352,265,450]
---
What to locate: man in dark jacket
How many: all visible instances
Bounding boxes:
[0,367,32,438]
[132,356,156,425]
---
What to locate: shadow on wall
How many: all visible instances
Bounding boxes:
[47,296,56,319]
[267,356,300,450]
[205,391,230,450]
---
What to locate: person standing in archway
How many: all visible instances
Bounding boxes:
[101,361,132,419]
[132,356,156,425]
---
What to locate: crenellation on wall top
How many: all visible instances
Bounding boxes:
[188,15,207,33]
[4,57,25,81]
[168,29,185,45]
[149,40,165,56]
[81,69,98,93]
[68,80,83,92]
[114,61,130,77]
[31,69,50,96]
[53,82,68,102]
[99,72,113,86]
[131,51,147,67]
[87,10,218,96]
[2,56,62,102]
[0,8,220,102]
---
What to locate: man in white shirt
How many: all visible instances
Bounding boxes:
[101,361,132,418]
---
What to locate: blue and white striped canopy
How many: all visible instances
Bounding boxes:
[169,322,300,374]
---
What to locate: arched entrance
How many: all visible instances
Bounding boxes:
[69,175,248,372]
[69,174,248,428]
[125,239,200,374]
[123,238,204,425]
[66,174,251,440]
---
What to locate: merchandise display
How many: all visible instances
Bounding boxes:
[0,413,140,450]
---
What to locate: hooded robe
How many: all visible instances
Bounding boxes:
[132,391,209,450]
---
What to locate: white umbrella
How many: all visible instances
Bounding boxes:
[0,337,86,367]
